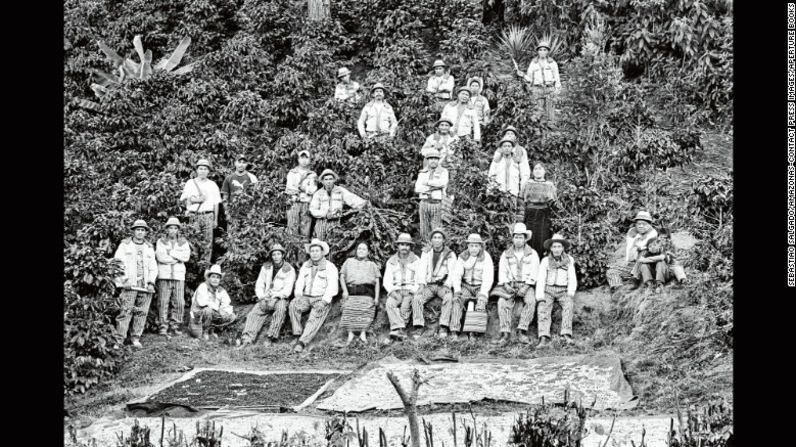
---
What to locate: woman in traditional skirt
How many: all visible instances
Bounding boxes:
[338,242,381,346]
[520,162,557,256]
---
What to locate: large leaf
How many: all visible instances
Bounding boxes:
[161,36,192,72]
[140,49,153,79]
[153,57,169,71]
[132,35,146,65]
[122,58,140,79]
[97,41,123,67]
[90,83,109,99]
[90,69,120,86]
[171,61,197,75]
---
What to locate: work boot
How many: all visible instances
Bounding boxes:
[412,326,424,340]
[294,341,305,353]
[643,281,654,296]
[517,332,531,345]
[437,327,449,339]
[158,328,168,336]
[654,281,663,294]
[468,333,476,342]
[262,338,273,347]
[170,328,183,336]
[449,332,459,341]
[536,336,551,349]
[130,338,143,349]
[389,329,407,340]
[236,339,250,350]
[491,333,509,345]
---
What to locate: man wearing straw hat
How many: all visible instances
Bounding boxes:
[155,217,191,336]
[516,39,561,121]
[237,243,296,349]
[488,136,530,197]
[179,158,222,264]
[383,233,423,341]
[285,149,318,239]
[450,233,494,341]
[289,239,339,353]
[467,76,491,127]
[535,233,577,348]
[490,223,540,345]
[605,211,659,293]
[189,264,237,340]
[426,59,455,110]
[412,227,458,339]
[309,169,367,241]
[357,83,398,139]
[113,219,159,348]
[414,149,449,243]
[334,67,361,102]
[440,86,481,142]
[420,118,458,167]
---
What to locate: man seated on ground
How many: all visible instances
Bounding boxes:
[411,228,457,339]
[236,243,296,349]
[606,211,658,293]
[357,83,398,140]
[635,228,687,294]
[440,87,481,142]
[490,223,540,345]
[289,239,339,353]
[383,233,422,342]
[189,265,237,341]
[450,234,494,341]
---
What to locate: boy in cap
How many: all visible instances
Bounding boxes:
[309,169,366,240]
[440,87,481,141]
[179,158,222,264]
[467,77,491,127]
[113,220,159,348]
[420,118,458,168]
[237,243,296,348]
[450,234,494,341]
[289,239,339,353]
[516,40,561,121]
[357,83,398,139]
[383,233,422,341]
[606,211,659,293]
[189,265,237,340]
[412,228,457,339]
[414,149,449,242]
[490,223,540,345]
[155,217,191,336]
[535,234,577,348]
[285,150,318,239]
[335,67,361,102]
[221,154,258,206]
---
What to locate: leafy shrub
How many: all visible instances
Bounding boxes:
[508,400,587,446]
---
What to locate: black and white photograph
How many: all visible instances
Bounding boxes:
[63,0,738,445]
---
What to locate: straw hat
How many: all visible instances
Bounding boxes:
[511,223,532,240]
[434,118,453,128]
[204,264,225,280]
[164,217,182,229]
[394,233,415,247]
[130,219,149,231]
[319,169,338,181]
[370,83,386,95]
[632,211,654,224]
[456,86,472,96]
[464,234,486,245]
[497,136,516,147]
[432,59,447,69]
[424,149,442,159]
[543,233,571,251]
[337,67,352,78]
[195,158,212,170]
[269,243,287,257]
[305,239,330,256]
[536,40,551,51]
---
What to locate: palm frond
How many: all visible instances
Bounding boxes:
[495,25,534,64]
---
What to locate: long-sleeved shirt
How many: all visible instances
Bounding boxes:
[536,255,577,298]
[383,253,422,294]
[114,238,158,289]
[488,151,530,197]
[191,282,234,315]
[451,250,494,298]
[470,95,491,126]
[155,237,191,281]
[414,166,449,201]
[440,102,481,141]
[498,245,540,285]
[294,259,339,303]
[335,81,361,101]
[309,185,366,219]
[255,262,296,300]
[418,247,457,288]
[524,58,561,88]
[179,178,221,213]
[426,75,455,99]
[285,167,318,203]
[625,227,659,263]
[357,101,397,137]
[421,133,459,165]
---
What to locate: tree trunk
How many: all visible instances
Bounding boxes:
[386,369,427,447]
[308,0,330,20]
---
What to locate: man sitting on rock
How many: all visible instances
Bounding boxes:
[189,265,237,341]
[383,233,422,342]
[606,211,658,293]
[289,239,339,353]
[412,228,457,339]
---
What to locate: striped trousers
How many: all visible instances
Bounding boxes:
[156,279,185,332]
[287,201,313,239]
[241,298,289,343]
[313,218,340,241]
[450,283,485,332]
[531,85,556,121]
[419,200,443,242]
[606,262,636,288]
[412,284,453,327]
[116,289,154,339]
[188,307,237,337]
[289,295,331,345]
[188,212,214,264]
[537,285,573,338]
[386,290,415,330]
[491,283,536,333]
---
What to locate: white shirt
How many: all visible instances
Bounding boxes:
[179,178,222,213]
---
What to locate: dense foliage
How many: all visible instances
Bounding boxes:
[64,0,732,394]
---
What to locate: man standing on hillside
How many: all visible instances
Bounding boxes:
[113,219,159,348]
[357,83,398,140]
[414,149,449,242]
[286,150,318,239]
[289,239,339,353]
[383,233,422,342]
[335,67,362,102]
[309,169,366,240]
[420,118,458,168]
[426,59,455,111]
[179,158,222,264]
[440,87,481,142]
[221,154,258,220]
[155,217,191,337]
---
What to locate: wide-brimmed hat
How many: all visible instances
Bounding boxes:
[204,264,225,280]
[511,223,532,240]
[370,83,386,95]
[337,67,351,78]
[319,169,338,181]
[298,149,311,159]
[501,126,519,138]
[497,136,516,147]
[130,219,149,231]
[632,211,654,224]
[544,233,571,250]
[269,243,287,257]
[195,158,212,170]
[164,217,182,229]
[394,233,415,247]
[465,234,486,245]
[456,86,472,96]
[434,118,453,128]
[536,40,551,51]
[305,239,330,256]
[430,227,447,240]
[424,148,442,159]
[432,59,447,69]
